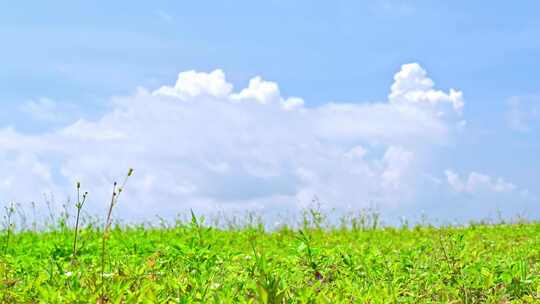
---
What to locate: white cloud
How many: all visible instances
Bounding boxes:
[19,98,58,121]
[444,170,516,194]
[389,63,464,114]
[281,97,304,111]
[229,76,305,111]
[19,97,78,123]
[506,95,540,132]
[19,98,83,128]
[381,146,414,189]
[231,76,281,104]
[0,63,469,218]
[154,69,233,100]
[344,145,367,159]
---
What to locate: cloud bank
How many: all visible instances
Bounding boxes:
[444,170,516,194]
[0,63,526,220]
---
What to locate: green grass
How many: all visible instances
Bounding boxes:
[2,215,540,303]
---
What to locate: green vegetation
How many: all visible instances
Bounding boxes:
[2,210,540,303]
[1,171,539,302]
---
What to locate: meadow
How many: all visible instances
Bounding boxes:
[0,171,538,303]
[1,205,540,303]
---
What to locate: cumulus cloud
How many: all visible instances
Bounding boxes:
[389,63,464,114]
[154,69,233,99]
[444,170,516,194]
[381,146,414,190]
[228,76,305,110]
[0,63,469,219]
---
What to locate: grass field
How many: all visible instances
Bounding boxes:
[1,208,540,303]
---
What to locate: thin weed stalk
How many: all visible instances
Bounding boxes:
[3,203,15,255]
[100,168,133,302]
[72,182,88,261]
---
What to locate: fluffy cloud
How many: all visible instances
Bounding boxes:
[1,63,469,219]
[444,170,516,194]
[154,69,233,99]
[389,63,464,114]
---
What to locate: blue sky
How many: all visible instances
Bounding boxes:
[1,1,539,223]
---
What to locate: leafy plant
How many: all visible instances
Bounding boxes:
[1,199,540,302]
